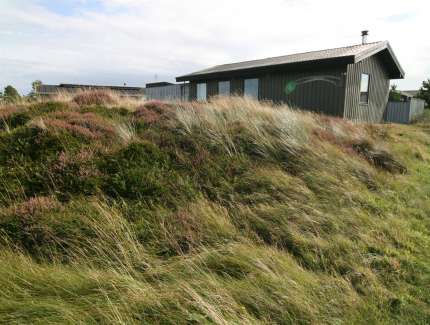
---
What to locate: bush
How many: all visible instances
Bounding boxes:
[133,101,175,125]
[43,111,116,140]
[0,106,31,130]
[73,90,117,106]
[28,102,73,115]
[0,199,102,259]
[99,142,196,204]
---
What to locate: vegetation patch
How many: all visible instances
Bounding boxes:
[72,90,117,106]
[352,140,407,174]
[0,97,429,324]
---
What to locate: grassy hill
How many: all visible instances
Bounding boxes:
[0,93,429,324]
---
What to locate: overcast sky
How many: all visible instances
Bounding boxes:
[1,0,428,94]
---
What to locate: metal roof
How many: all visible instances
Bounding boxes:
[177,41,404,81]
[36,84,145,96]
[58,84,144,91]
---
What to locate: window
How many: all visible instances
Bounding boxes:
[218,81,230,96]
[360,74,370,104]
[197,83,207,101]
[244,78,259,99]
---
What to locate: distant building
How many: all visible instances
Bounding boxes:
[36,83,145,98]
[398,90,420,101]
[177,34,405,123]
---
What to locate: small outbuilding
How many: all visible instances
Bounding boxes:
[384,90,425,124]
[177,37,405,123]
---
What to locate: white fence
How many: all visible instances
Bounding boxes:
[384,98,425,124]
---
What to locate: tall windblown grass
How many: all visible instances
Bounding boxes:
[0,97,428,324]
[177,97,314,157]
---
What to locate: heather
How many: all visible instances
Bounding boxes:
[0,93,429,324]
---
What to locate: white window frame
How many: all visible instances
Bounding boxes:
[360,73,370,104]
[244,78,259,99]
[218,81,231,96]
[197,83,207,101]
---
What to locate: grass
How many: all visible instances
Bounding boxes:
[0,93,429,324]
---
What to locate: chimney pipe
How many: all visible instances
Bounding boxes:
[361,30,369,45]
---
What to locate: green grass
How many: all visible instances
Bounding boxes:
[0,96,429,324]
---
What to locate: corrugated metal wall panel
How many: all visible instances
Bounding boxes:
[145,84,189,101]
[384,102,411,124]
[344,53,390,123]
[409,98,425,121]
[231,78,244,96]
[384,99,425,124]
[276,68,346,116]
[207,81,218,98]
[189,83,197,100]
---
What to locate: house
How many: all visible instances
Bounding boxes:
[176,34,405,123]
[36,83,145,98]
[398,90,420,101]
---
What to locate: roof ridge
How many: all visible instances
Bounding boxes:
[175,40,405,81]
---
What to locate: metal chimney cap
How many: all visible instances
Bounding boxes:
[361,30,369,44]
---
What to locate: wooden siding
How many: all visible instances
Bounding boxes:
[189,66,346,117]
[344,53,390,123]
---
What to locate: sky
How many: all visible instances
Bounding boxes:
[0,0,428,95]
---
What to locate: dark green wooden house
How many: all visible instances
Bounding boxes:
[176,40,404,123]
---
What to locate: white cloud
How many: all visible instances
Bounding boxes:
[0,0,428,94]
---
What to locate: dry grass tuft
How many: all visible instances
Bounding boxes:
[114,122,137,144]
[176,96,314,157]
[313,114,366,145]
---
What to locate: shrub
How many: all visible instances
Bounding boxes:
[0,126,72,163]
[0,199,101,259]
[0,196,63,255]
[8,196,60,218]
[73,90,117,106]
[28,101,74,115]
[50,149,101,198]
[133,101,175,124]
[43,111,116,140]
[0,106,31,130]
[99,142,196,204]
